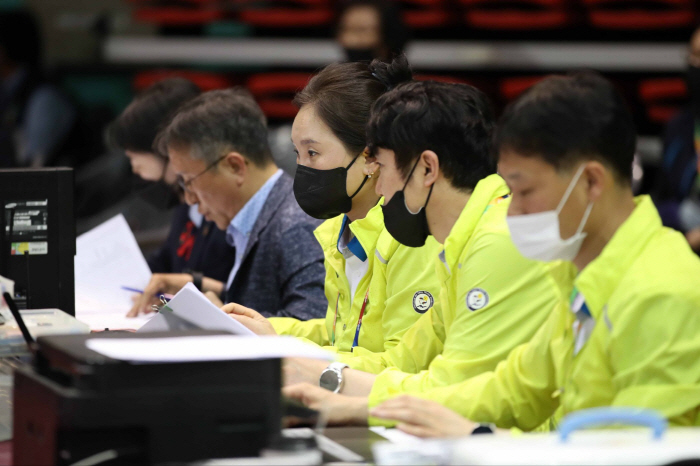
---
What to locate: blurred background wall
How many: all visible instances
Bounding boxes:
[2,0,699,251]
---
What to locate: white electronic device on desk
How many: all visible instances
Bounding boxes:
[372,408,700,466]
[0,301,90,356]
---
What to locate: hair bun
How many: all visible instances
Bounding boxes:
[369,54,413,91]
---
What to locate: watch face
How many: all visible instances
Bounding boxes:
[319,369,340,392]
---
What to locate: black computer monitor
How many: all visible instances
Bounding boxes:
[0,168,75,315]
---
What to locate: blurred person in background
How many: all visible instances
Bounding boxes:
[269,0,410,176]
[107,78,236,285]
[336,0,410,62]
[652,24,700,252]
[0,9,76,168]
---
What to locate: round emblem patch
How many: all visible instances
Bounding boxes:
[466,288,489,311]
[412,291,434,314]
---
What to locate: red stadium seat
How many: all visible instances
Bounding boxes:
[235,0,333,28]
[247,72,312,119]
[391,0,451,29]
[133,70,234,92]
[133,7,225,26]
[582,0,696,30]
[459,0,572,30]
[499,75,547,102]
[414,74,471,85]
[638,77,688,124]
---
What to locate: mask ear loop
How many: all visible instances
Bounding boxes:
[346,151,370,199]
[402,156,434,215]
[555,164,587,214]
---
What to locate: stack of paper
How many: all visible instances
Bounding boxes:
[138,283,256,335]
[74,214,154,330]
[86,335,336,363]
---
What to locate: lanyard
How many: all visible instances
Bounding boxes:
[330,287,370,349]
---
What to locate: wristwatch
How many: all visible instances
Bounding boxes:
[319,362,349,393]
[471,423,496,435]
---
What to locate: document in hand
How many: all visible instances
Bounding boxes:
[138,283,256,336]
[86,334,336,363]
[74,214,153,330]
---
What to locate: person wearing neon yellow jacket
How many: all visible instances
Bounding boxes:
[222,57,442,357]
[286,72,700,435]
[281,80,574,414]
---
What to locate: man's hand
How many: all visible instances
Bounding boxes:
[127,273,193,317]
[370,396,476,438]
[283,383,369,426]
[221,302,277,335]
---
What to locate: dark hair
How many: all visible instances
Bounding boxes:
[336,0,410,58]
[367,80,496,191]
[0,10,41,69]
[495,71,635,184]
[293,55,412,156]
[157,88,273,168]
[107,78,201,154]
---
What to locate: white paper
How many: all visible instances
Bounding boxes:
[86,335,336,363]
[74,214,153,330]
[370,427,424,445]
[138,283,255,336]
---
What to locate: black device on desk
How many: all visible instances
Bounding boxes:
[0,168,75,315]
[13,331,283,465]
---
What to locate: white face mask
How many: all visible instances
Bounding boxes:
[507,164,594,262]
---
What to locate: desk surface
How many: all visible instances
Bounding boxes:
[0,429,381,466]
[323,426,386,462]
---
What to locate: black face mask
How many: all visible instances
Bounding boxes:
[381,158,433,248]
[293,154,369,219]
[344,47,376,63]
[687,65,700,117]
[135,178,181,210]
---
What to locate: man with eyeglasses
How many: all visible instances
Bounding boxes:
[127,89,327,323]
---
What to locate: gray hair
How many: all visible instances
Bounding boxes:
[156,87,273,167]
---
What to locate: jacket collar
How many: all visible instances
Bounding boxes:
[314,200,384,269]
[574,195,661,319]
[441,174,510,275]
[240,173,293,260]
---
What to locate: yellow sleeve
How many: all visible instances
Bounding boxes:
[269,317,329,347]
[369,303,563,429]
[368,230,563,410]
[342,300,446,373]
[609,294,700,426]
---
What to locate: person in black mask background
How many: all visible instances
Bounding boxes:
[652,24,700,252]
[335,0,409,62]
[107,78,236,282]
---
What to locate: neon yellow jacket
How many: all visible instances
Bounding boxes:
[400,196,700,429]
[344,175,574,417]
[270,201,442,354]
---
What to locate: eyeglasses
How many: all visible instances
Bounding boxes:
[177,155,227,193]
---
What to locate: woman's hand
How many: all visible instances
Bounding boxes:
[221,302,277,335]
[370,396,476,438]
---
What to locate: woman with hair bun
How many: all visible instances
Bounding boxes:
[222,56,442,382]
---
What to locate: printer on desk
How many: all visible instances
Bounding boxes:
[13,330,284,466]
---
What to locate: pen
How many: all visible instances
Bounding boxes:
[121,286,173,300]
